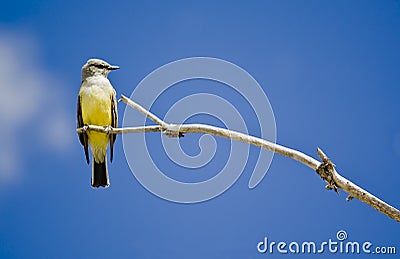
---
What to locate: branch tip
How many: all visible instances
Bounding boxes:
[317,148,335,166]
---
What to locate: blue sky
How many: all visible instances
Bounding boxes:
[1,1,400,258]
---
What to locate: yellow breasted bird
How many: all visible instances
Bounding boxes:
[77,58,119,188]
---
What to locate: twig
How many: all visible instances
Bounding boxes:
[76,95,400,222]
[120,95,167,128]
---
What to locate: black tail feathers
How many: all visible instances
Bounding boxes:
[92,159,109,188]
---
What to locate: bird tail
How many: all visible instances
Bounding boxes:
[92,155,109,188]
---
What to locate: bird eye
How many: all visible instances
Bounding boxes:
[94,64,106,69]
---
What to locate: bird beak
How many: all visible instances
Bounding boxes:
[109,65,120,70]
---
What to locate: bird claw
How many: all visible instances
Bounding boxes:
[104,126,113,134]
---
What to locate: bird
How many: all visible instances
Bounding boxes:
[77,58,119,188]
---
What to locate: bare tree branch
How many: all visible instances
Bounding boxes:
[76,95,400,222]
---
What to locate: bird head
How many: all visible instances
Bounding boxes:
[81,58,119,80]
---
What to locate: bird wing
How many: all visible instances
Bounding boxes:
[77,94,90,164]
[109,90,118,163]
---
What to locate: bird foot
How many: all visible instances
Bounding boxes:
[104,126,113,134]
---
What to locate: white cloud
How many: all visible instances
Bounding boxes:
[0,28,73,184]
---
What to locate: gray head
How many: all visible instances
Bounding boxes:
[81,58,119,81]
